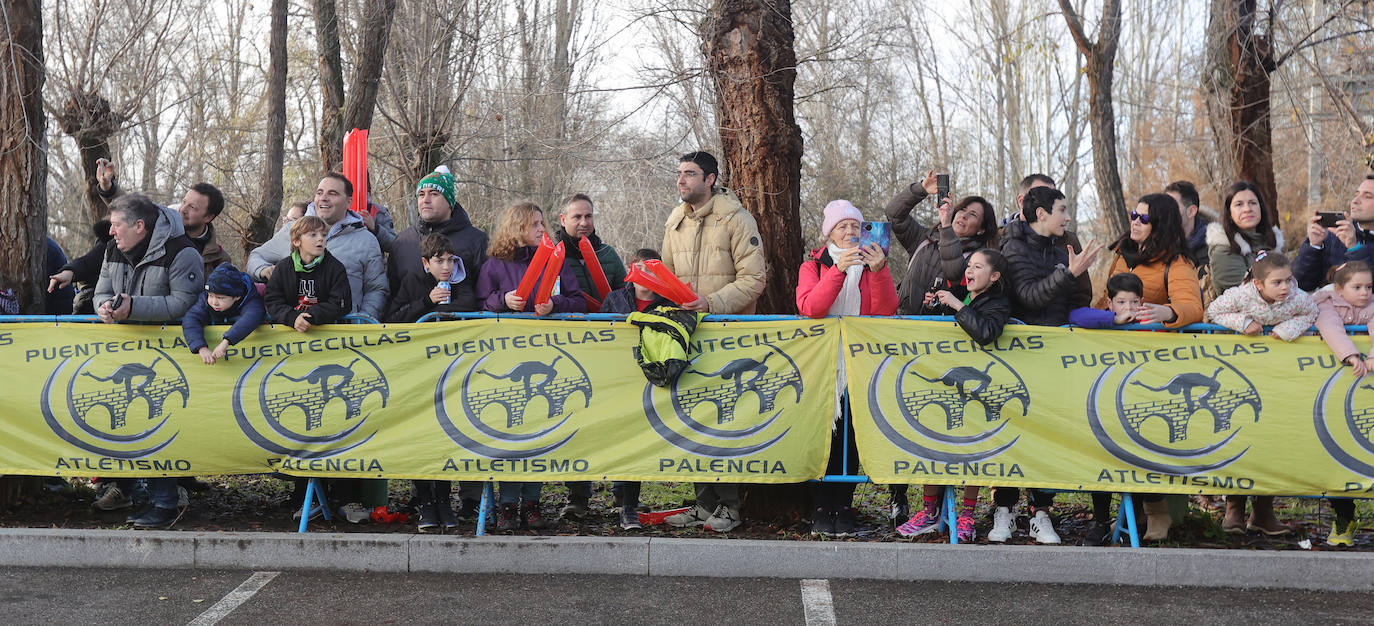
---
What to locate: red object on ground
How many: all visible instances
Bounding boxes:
[369,506,410,524]
[578,237,613,300]
[638,506,691,526]
[642,260,697,303]
[533,242,566,306]
[343,128,369,216]
[514,234,556,303]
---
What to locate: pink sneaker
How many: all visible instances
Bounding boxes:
[897,509,941,537]
[955,512,976,542]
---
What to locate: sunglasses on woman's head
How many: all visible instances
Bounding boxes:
[1129,211,1151,225]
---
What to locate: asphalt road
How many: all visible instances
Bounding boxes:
[3,567,1372,625]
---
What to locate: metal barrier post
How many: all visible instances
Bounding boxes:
[476,483,494,536]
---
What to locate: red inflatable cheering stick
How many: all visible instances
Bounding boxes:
[514,234,556,304]
[533,242,567,306]
[343,129,369,216]
[577,237,613,300]
[626,264,689,306]
[643,260,697,304]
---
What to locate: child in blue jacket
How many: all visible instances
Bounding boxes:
[182,264,266,364]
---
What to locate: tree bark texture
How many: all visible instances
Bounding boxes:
[1208,0,1278,222]
[314,0,346,172]
[245,0,289,254]
[701,0,804,316]
[0,0,48,313]
[340,0,398,138]
[54,90,120,224]
[1060,0,1128,239]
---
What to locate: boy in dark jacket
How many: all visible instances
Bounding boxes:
[385,233,469,323]
[182,264,267,364]
[265,216,351,330]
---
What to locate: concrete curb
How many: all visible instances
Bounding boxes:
[2,528,1370,591]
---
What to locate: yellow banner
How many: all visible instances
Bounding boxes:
[843,317,1374,496]
[0,319,837,482]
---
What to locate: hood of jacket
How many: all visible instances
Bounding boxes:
[304,204,366,239]
[1002,218,1060,252]
[135,205,187,268]
[415,207,474,237]
[1205,222,1284,255]
[666,191,746,231]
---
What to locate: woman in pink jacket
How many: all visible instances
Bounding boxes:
[796,200,897,537]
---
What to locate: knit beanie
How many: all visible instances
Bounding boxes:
[416,165,457,211]
[822,200,864,237]
[206,263,249,298]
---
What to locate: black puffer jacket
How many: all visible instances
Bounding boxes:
[883,183,986,314]
[387,210,488,313]
[998,220,1091,326]
[926,285,1012,346]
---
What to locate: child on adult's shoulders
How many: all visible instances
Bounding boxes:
[182,263,266,364]
[1070,273,1144,329]
[264,215,352,332]
[385,233,471,322]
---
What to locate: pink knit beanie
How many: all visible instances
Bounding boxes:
[822,200,864,237]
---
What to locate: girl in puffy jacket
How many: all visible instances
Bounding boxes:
[796,200,897,537]
[896,248,1010,542]
[1206,251,1317,536]
[1312,260,1374,546]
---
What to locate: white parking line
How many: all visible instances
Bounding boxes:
[187,571,280,626]
[800,578,836,626]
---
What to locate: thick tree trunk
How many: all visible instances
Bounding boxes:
[701,0,804,316]
[0,0,48,313]
[314,0,346,172]
[245,0,289,254]
[340,0,397,135]
[54,91,120,224]
[1060,0,1128,238]
[702,0,807,520]
[1207,0,1279,223]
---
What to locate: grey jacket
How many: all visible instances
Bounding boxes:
[94,206,204,322]
[247,209,389,319]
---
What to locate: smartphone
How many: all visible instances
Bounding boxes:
[1316,211,1344,228]
[859,221,891,255]
[107,294,124,311]
[936,174,951,204]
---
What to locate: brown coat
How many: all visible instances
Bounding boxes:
[1095,253,1204,328]
[660,192,766,314]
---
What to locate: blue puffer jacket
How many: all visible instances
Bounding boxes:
[180,271,266,353]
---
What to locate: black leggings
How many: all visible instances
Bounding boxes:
[1330,497,1356,520]
[1091,492,1163,521]
[993,486,1055,510]
[811,416,859,512]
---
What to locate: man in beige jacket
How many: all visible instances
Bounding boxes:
[661,151,766,532]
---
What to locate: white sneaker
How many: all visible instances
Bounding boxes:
[94,484,132,511]
[177,486,189,509]
[337,502,369,523]
[704,505,741,532]
[1029,510,1061,544]
[987,506,1014,542]
[664,504,711,528]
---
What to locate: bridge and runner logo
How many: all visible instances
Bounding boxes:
[434,345,591,459]
[40,348,187,458]
[1313,370,1374,477]
[232,348,388,458]
[1086,357,1260,474]
[642,344,802,458]
[865,352,1026,463]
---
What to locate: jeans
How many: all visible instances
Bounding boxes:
[498,481,542,505]
[120,477,178,509]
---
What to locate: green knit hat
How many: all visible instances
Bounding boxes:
[416,165,456,210]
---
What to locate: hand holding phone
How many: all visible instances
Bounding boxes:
[859,221,891,255]
[1316,212,1344,228]
[936,174,951,204]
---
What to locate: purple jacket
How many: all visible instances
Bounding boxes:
[477,245,588,313]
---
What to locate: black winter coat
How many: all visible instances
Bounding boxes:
[998,220,1091,326]
[384,271,474,322]
[264,251,352,326]
[386,210,488,313]
[925,285,1012,346]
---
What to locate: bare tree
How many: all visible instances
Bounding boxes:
[0,0,47,313]
[315,0,398,172]
[244,0,289,253]
[701,0,805,315]
[1060,0,1128,237]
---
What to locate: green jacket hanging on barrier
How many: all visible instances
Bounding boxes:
[626,305,705,387]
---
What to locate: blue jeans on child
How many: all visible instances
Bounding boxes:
[498,482,541,505]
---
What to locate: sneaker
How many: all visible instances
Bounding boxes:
[560,497,588,520]
[955,512,976,542]
[705,505,741,532]
[522,501,550,529]
[896,509,941,537]
[495,503,519,532]
[987,506,1015,543]
[810,507,835,537]
[665,504,712,528]
[1327,518,1356,547]
[1082,520,1110,547]
[126,503,156,524]
[131,506,183,529]
[436,501,459,530]
[620,505,643,531]
[177,486,189,509]
[94,484,132,511]
[415,501,439,532]
[1029,510,1061,544]
[337,502,369,524]
[889,495,910,527]
[834,507,857,538]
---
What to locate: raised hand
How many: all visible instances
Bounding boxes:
[1067,240,1103,277]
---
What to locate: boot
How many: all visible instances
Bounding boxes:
[1246,496,1291,536]
[522,500,550,530]
[1222,495,1247,534]
[1142,499,1171,541]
